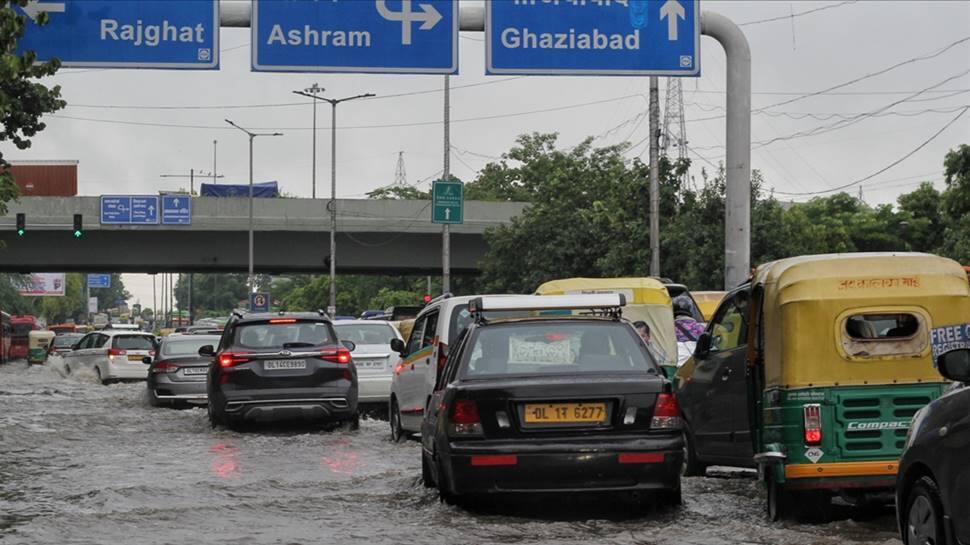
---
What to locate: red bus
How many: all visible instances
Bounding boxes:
[0,311,10,363]
[49,323,80,335]
[9,315,41,360]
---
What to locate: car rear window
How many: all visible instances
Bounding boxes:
[232,321,335,350]
[53,335,82,348]
[162,337,219,357]
[333,323,397,345]
[113,335,155,351]
[449,304,530,345]
[461,322,654,378]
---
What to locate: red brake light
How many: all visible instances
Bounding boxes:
[107,348,127,357]
[269,318,297,324]
[471,455,517,466]
[618,452,665,464]
[451,399,480,424]
[320,346,352,364]
[803,404,822,446]
[651,393,683,429]
[152,361,179,374]
[218,352,250,368]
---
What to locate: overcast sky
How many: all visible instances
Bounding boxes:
[4,0,969,308]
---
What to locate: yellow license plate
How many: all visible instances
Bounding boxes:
[127,355,144,362]
[523,402,608,424]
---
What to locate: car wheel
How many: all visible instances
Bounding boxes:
[95,367,108,386]
[658,483,683,509]
[390,398,405,442]
[681,424,707,477]
[436,459,459,506]
[766,478,789,522]
[904,476,945,545]
[422,451,436,488]
[207,400,224,429]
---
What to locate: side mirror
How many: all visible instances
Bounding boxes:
[694,332,712,359]
[390,338,406,355]
[937,349,970,382]
[142,356,152,364]
[341,339,357,352]
[198,345,215,357]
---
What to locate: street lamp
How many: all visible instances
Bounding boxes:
[225,119,283,294]
[289,91,375,318]
[291,83,325,199]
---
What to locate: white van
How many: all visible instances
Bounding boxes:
[388,294,519,441]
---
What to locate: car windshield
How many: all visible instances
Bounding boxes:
[462,321,654,378]
[232,321,335,350]
[112,335,155,351]
[162,337,219,357]
[52,335,83,348]
[333,323,397,345]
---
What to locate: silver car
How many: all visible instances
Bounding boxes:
[146,335,221,408]
[62,330,157,384]
[332,320,402,405]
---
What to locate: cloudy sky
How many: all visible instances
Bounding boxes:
[6,0,970,307]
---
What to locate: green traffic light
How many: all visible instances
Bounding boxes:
[73,230,82,238]
[17,229,24,236]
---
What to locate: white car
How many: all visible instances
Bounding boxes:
[62,330,156,384]
[331,320,402,406]
[388,294,519,441]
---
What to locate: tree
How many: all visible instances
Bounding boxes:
[366,184,430,200]
[897,182,944,253]
[940,145,970,262]
[0,0,66,215]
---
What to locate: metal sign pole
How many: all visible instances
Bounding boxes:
[442,75,451,295]
[648,76,660,277]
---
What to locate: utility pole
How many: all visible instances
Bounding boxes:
[152,274,157,331]
[648,76,661,277]
[289,91,375,318]
[292,83,324,198]
[161,169,223,194]
[213,140,218,185]
[225,119,284,294]
[442,75,451,294]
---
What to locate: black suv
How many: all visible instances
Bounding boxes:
[201,311,359,429]
[896,347,970,545]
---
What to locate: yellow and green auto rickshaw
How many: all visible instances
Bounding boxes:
[534,277,679,375]
[678,252,970,521]
[27,330,55,364]
[691,291,727,322]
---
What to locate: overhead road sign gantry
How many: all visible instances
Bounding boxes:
[486,0,700,76]
[252,0,458,74]
[15,0,219,69]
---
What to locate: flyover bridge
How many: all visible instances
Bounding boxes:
[0,197,527,274]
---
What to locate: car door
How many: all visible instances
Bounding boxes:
[418,309,441,411]
[944,387,970,543]
[688,290,751,464]
[397,314,428,429]
[64,333,93,368]
[89,333,110,370]
[423,329,469,457]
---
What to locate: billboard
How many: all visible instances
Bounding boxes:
[19,273,66,297]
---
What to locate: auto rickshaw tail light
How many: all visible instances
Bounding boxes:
[803,404,822,446]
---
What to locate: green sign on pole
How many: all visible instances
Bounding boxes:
[432,180,464,224]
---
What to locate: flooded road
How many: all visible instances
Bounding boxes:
[1,360,902,545]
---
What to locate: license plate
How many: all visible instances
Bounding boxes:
[523,402,608,424]
[356,359,384,369]
[264,359,307,370]
[127,355,145,362]
[183,367,208,375]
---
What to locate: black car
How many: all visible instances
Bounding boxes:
[201,311,359,429]
[897,348,970,545]
[420,295,683,507]
[146,334,221,408]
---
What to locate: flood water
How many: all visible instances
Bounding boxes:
[0,359,903,545]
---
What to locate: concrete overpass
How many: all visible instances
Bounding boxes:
[0,197,527,274]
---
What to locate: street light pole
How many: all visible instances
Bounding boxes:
[225,119,284,294]
[292,84,324,199]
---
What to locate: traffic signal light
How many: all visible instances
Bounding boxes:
[73,214,83,238]
[423,294,432,303]
[16,213,25,236]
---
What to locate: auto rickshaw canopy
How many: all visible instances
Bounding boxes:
[691,291,727,322]
[534,277,677,367]
[754,252,970,389]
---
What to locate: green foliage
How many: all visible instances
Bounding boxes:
[366,184,430,200]
[0,0,66,215]
[940,145,970,262]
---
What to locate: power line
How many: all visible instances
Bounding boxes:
[772,106,969,196]
[738,1,858,26]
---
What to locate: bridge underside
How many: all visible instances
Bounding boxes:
[0,230,488,274]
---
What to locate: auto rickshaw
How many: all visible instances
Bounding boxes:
[534,277,679,376]
[27,330,55,364]
[714,252,968,521]
[691,291,727,322]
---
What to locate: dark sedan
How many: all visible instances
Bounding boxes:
[896,347,970,545]
[146,334,221,408]
[49,333,84,357]
[420,295,683,508]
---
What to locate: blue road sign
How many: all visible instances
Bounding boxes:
[100,195,159,225]
[87,274,111,289]
[250,292,271,313]
[130,196,159,225]
[252,0,458,74]
[486,0,700,76]
[161,195,192,225]
[15,0,219,69]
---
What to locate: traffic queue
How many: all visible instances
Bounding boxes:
[23,251,970,545]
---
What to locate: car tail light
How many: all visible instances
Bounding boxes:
[437,342,448,371]
[107,348,127,360]
[618,452,664,464]
[470,455,517,466]
[804,404,822,446]
[152,361,179,374]
[320,347,351,364]
[650,393,683,429]
[448,399,483,436]
[218,352,251,368]
[269,318,297,324]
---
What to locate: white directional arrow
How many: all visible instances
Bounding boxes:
[376,0,443,45]
[659,0,686,42]
[148,205,155,214]
[173,198,181,207]
[22,0,66,23]
[444,208,451,220]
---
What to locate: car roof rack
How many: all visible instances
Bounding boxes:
[468,294,626,323]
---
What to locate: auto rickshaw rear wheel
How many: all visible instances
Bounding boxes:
[766,478,789,521]
[792,490,834,523]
